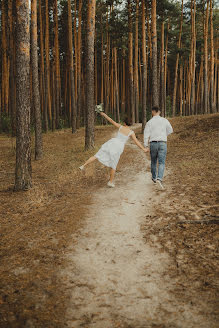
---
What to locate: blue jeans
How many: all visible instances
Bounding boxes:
[150,141,167,181]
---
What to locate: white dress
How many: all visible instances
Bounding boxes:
[95,126,134,170]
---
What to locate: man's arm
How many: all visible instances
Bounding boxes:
[144,122,150,147]
[166,120,173,136]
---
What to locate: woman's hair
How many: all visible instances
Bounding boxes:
[123,116,132,126]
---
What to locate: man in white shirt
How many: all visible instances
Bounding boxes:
[144,106,173,189]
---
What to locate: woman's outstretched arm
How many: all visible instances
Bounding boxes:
[131,132,149,153]
[100,112,121,128]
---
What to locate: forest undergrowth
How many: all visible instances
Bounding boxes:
[139,113,219,324]
[0,114,218,327]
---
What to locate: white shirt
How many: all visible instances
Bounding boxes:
[144,115,173,147]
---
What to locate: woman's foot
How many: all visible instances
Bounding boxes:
[79,165,85,171]
[107,181,115,188]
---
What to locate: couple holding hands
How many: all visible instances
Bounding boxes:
[80,104,173,190]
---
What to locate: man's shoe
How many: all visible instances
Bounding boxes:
[157,179,165,190]
[152,178,157,184]
[79,165,85,171]
[107,181,115,188]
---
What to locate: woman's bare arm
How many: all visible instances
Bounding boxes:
[100,112,121,128]
[131,132,149,152]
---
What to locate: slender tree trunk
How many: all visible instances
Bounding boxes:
[128,0,134,123]
[39,0,46,131]
[31,0,43,160]
[134,0,139,123]
[151,0,158,107]
[160,21,165,116]
[121,49,126,115]
[210,0,215,113]
[164,22,169,117]
[114,47,120,122]
[53,0,61,128]
[172,0,183,116]
[1,0,9,116]
[179,64,183,116]
[45,0,52,129]
[105,9,110,115]
[190,0,196,116]
[74,1,78,104]
[204,0,209,114]
[8,0,16,135]
[68,0,77,132]
[85,0,96,150]
[15,0,32,191]
[142,0,147,132]
[77,0,83,128]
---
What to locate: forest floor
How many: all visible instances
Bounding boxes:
[0,114,218,327]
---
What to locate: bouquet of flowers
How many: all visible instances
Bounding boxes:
[95,103,104,113]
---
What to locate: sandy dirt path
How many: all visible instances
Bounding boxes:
[62,134,212,328]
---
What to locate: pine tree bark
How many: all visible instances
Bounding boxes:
[134,0,139,123]
[164,22,169,117]
[67,0,77,133]
[160,21,165,116]
[53,0,61,128]
[77,0,83,128]
[8,0,16,135]
[45,0,52,129]
[172,0,183,116]
[39,0,46,131]
[151,0,158,107]
[31,0,43,160]
[204,0,209,114]
[142,0,147,131]
[85,0,96,150]
[114,48,120,122]
[1,0,9,116]
[210,0,215,113]
[15,0,32,191]
[128,0,134,123]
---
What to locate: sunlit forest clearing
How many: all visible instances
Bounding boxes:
[0,0,218,327]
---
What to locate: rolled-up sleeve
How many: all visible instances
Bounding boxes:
[144,122,150,147]
[166,121,173,136]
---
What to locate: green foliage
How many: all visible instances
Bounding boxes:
[166,96,172,117]
[0,114,12,134]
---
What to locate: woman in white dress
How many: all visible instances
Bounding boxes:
[79,112,148,187]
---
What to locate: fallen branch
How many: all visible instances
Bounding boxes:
[177,219,219,225]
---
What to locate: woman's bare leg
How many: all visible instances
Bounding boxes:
[110,169,116,183]
[83,156,97,167]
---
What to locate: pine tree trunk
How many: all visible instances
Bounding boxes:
[210,0,215,113]
[39,0,46,131]
[121,49,126,115]
[45,0,52,129]
[1,0,9,116]
[151,0,158,107]
[172,0,183,116]
[67,0,77,133]
[190,0,196,115]
[142,0,147,132]
[77,0,83,128]
[114,48,120,122]
[53,0,61,128]
[204,0,209,114]
[8,0,16,135]
[31,0,43,160]
[85,0,96,150]
[105,9,110,115]
[134,0,139,123]
[15,0,32,191]
[160,21,165,116]
[128,0,134,123]
[164,22,169,117]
